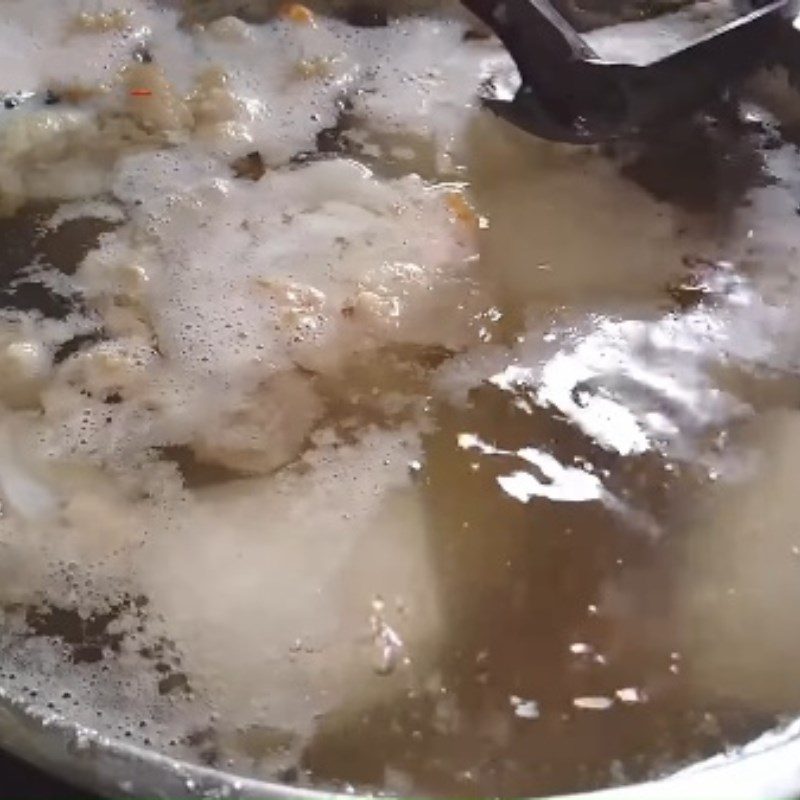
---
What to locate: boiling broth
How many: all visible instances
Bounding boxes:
[1,1,800,797]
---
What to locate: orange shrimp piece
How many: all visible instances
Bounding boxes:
[445,191,479,228]
[279,3,316,25]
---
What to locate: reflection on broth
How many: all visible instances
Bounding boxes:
[1,0,800,797]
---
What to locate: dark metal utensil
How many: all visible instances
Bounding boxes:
[461,0,799,142]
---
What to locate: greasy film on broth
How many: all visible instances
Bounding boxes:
[1,0,800,796]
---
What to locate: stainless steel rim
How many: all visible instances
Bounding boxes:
[1,686,799,800]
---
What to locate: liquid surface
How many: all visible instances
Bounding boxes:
[1,2,800,797]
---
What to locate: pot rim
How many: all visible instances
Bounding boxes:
[0,685,799,800]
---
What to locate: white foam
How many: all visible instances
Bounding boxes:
[0,0,497,766]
